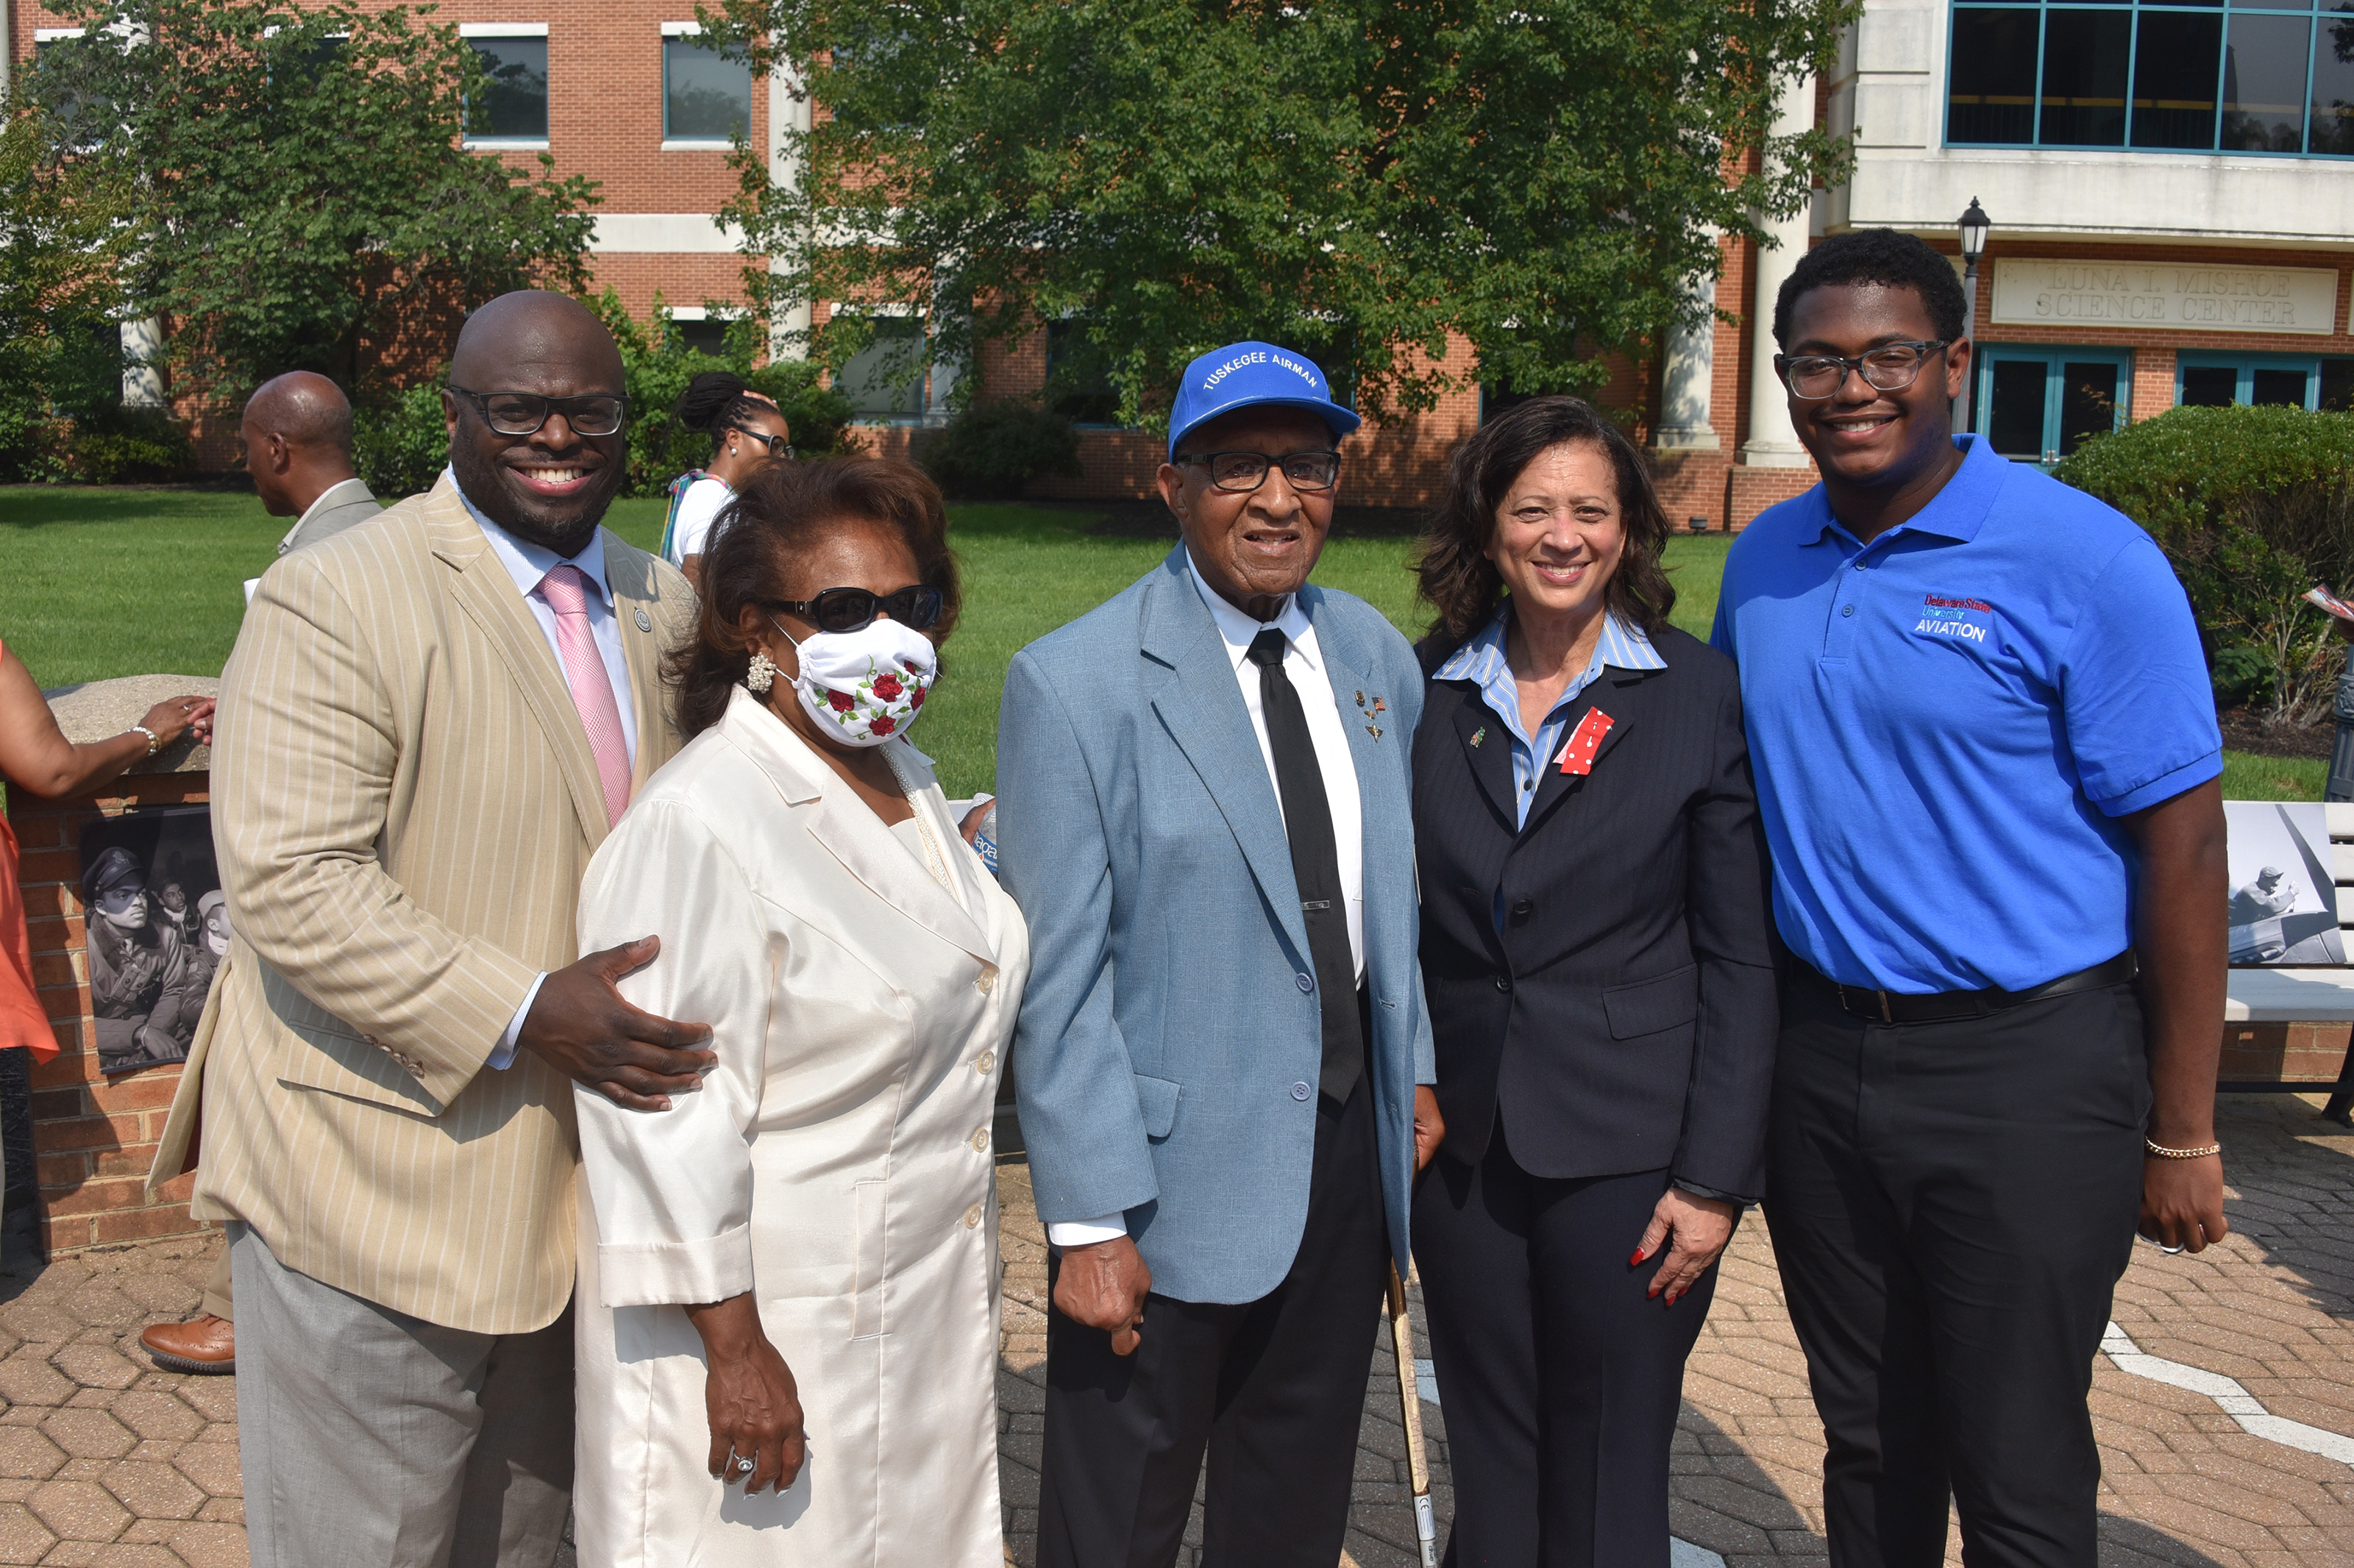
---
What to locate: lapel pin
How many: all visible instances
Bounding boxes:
[1372,696,1386,713]
[1367,724,1384,741]
[1555,708,1615,776]
[1354,690,1366,708]
[1470,727,1486,748]
[634,607,652,632]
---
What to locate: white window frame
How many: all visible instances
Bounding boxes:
[660,21,747,150]
[460,24,550,150]
[664,305,744,355]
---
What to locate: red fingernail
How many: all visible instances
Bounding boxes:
[1630,1250,1646,1266]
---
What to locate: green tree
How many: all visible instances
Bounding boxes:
[29,0,600,404]
[708,0,1855,427]
[0,98,135,478]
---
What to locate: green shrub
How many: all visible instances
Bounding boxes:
[587,291,858,496]
[352,381,451,502]
[64,407,193,484]
[920,402,1081,500]
[2209,644,2273,708]
[2055,405,2354,724]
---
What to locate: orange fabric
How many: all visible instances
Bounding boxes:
[0,812,60,1063]
[0,637,61,1063]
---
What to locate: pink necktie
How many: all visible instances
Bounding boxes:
[536,564,631,827]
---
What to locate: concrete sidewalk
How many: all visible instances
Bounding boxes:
[3,1093,2354,1564]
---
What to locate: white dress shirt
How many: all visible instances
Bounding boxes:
[451,472,639,1068]
[1049,549,1368,1249]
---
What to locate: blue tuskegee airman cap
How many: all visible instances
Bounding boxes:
[1165,341,1362,460]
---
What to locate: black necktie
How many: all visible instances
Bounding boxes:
[1246,627,1362,1104]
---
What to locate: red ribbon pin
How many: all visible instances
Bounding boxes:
[1556,708,1614,775]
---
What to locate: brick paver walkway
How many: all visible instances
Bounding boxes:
[4,1092,2353,1565]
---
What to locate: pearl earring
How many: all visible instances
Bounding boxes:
[746,649,779,694]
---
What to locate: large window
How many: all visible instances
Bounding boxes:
[663,26,750,143]
[835,317,928,421]
[461,26,548,144]
[1045,321,1120,426]
[2177,350,2354,407]
[1948,1,2354,157]
[1974,348,2133,463]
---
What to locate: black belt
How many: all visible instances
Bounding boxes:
[1802,951,2138,1025]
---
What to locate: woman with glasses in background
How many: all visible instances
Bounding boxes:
[660,371,793,592]
[569,457,1028,1567]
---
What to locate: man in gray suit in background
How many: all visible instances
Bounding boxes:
[243,371,381,555]
[138,368,380,1379]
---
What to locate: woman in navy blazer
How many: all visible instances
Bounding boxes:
[1409,397,1777,1567]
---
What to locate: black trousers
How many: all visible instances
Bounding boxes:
[1412,1132,1717,1568]
[1767,977,2149,1568]
[1036,1072,1390,1568]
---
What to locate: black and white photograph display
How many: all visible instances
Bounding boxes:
[77,807,225,1074]
[2223,800,2346,967]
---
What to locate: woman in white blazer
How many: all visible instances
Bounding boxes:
[572,457,1029,1567]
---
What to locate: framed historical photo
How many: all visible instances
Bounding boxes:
[2223,800,2346,967]
[77,807,228,1074]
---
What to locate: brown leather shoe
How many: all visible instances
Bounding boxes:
[140,1314,234,1375]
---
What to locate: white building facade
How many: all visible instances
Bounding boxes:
[1659,0,2354,526]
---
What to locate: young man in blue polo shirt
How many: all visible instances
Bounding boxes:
[1712,229,2228,1568]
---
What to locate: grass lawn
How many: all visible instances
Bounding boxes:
[0,485,2304,800]
[1,485,1730,799]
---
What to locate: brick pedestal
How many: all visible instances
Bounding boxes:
[10,773,213,1255]
[2220,1019,2353,1086]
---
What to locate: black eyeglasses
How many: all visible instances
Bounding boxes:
[1178,449,1343,494]
[1774,341,1950,401]
[767,585,944,634]
[729,426,794,459]
[448,387,630,437]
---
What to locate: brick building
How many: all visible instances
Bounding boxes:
[7,0,2353,518]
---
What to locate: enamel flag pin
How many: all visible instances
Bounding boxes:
[1556,708,1614,775]
[1470,727,1486,748]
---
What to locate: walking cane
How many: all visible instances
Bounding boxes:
[1387,1261,1439,1568]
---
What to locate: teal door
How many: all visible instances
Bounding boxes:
[1975,349,2133,464]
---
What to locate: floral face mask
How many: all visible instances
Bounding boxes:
[773,616,936,746]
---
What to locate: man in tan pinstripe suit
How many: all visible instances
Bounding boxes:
[152,292,717,1567]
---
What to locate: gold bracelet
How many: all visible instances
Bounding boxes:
[2145,1138,2222,1160]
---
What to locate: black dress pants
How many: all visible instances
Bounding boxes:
[1412,1130,1717,1568]
[1036,1072,1390,1568]
[1766,977,2149,1568]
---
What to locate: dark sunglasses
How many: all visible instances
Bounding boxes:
[448,387,629,437]
[728,426,794,459]
[767,584,944,634]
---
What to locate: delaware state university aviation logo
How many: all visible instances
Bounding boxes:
[1914,593,1994,644]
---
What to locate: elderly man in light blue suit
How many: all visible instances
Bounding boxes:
[998,343,1443,1568]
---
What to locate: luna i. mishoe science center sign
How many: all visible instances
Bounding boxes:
[1991,259,2339,336]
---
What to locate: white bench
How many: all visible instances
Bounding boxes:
[2223,802,2354,1024]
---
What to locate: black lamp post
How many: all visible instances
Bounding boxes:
[1955,199,1991,433]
